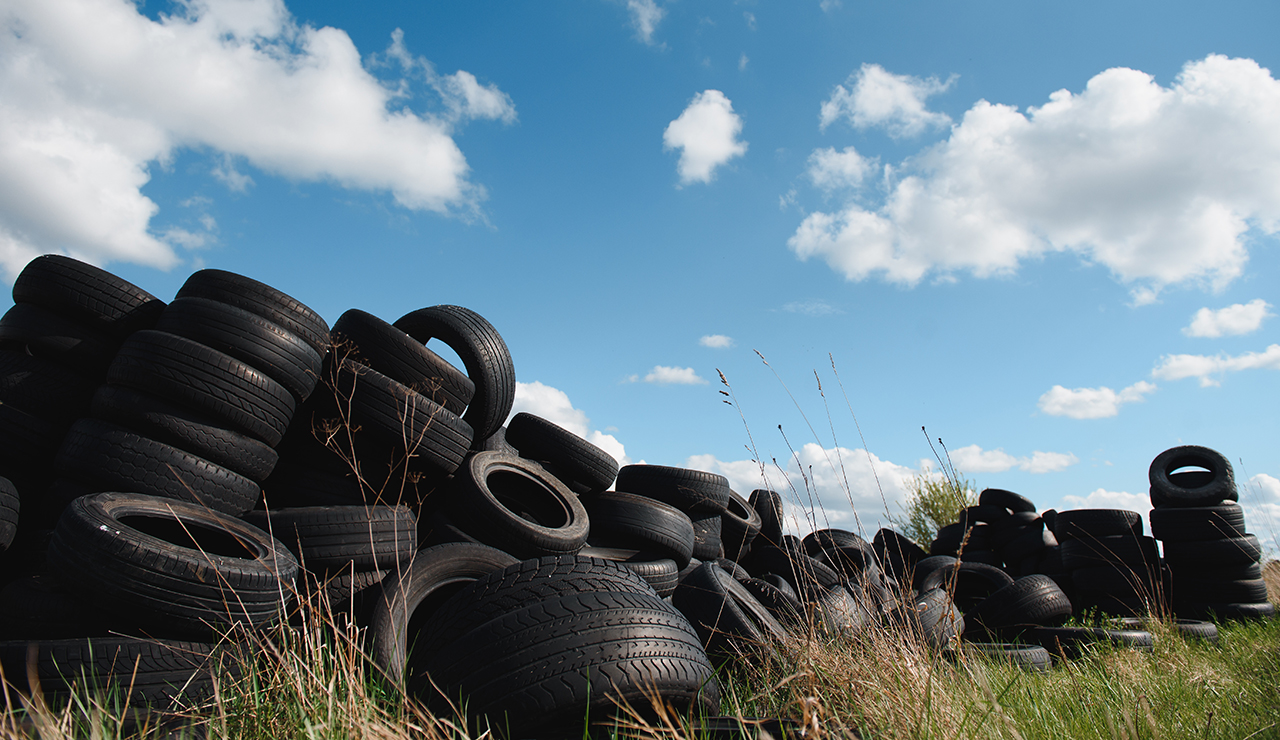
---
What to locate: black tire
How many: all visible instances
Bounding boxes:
[740,577,804,625]
[0,303,118,376]
[1174,601,1275,622]
[108,330,295,446]
[721,488,761,562]
[0,350,96,422]
[950,561,1016,613]
[998,525,1051,563]
[1149,445,1237,507]
[578,546,679,597]
[47,492,298,637]
[324,359,474,476]
[91,384,279,483]
[1170,563,1262,581]
[914,555,960,592]
[1173,577,1268,605]
[0,573,111,638]
[989,511,1043,541]
[12,254,165,338]
[261,460,365,509]
[0,637,231,709]
[1150,504,1246,541]
[366,542,519,686]
[890,587,964,649]
[750,489,784,546]
[958,504,1012,527]
[505,412,619,493]
[393,305,515,443]
[444,452,588,559]
[978,488,1037,513]
[873,527,926,582]
[331,309,474,415]
[689,717,805,739]
[743,545,841,597]
[1054,509,1143,540]
[0,403,65,489]
[413,555,719,736]
[175,269,330,356]
[954,642,1052,671]
[156,297,323,404]
[692,511,723,560]
[0,476,17,551]
[55,418,261,515]
[242,505,417,573]
[1059,534,1158,571]
[1026,626,1154,659]
[1072,564,1159,595]
[586,491,695,567]
[1162,535,1261,567]
[616,464,731,514]
[963,575,1076,638]
[673,561,788,657]
[802,528,874,558]
[812,584,876,636]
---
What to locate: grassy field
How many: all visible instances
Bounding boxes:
[1,573,1277,740]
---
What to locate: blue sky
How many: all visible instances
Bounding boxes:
[2,0,1278,545]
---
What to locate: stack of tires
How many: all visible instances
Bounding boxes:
[1149,445,1274,622]
[1055,508,1163,618]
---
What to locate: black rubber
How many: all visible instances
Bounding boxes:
[1026,626,1154,659]
[964,575,1073,639]
[999,524,1052,563]
[950,561,1016,613]
[743,545,842,597]
[241,505,417,573]
[1053,509,1143,540]
[175,269,330,356]
[740,577,804,625]
[0,476,17,551]
[444,452,589,559]
[691,511,724,560]
[802,528,874,559]
[0,636,231,709]
[889,587,964,649]
[978,488,1038,513]
[586,491,695,568]
[12,254,165,338]
[366,542,519,686]
[55,418,262,515]
[953,642,1052,671]
[107,330,295,446]
[0,350,96,422]
[1150,504,1246,541]
[1148,445,1237,507]
[0,302,119,376]
[1162,535,1261,567]
[91,384,279,483]
[990,511,1043,540]
[914,555,960,592]
[47,492,298,637]
[1059,534,1159,570]
[721,488,761,562]
[673,561,788,657]
[812,584,876,636]
[393,305,515,443]
[873,527,926,582]
[331,308,474,415]
[958,504,1012,527]
[615,464,731,514]
[1173,577,1268,604]
[156,297,323,403]
[1174,601,1275,622]
[578,547,679,597]
[750,489,785,546]
[1072,564,1160,595]
[410,555,719,736]
[505,412,619,494]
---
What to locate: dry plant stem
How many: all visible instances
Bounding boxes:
[828,354,893,526]
[813,368,862,535]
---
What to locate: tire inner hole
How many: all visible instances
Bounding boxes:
[488,470,570,527]
[121,515,257,559]
[1170,465,1212,475]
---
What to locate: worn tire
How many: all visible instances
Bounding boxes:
[175,269,329,356]
[586,491,695,568]
[1150,504,1246,541]
[616,464,731,514]
[242,505,417,573]
[12,254,165,338]
[505,412,619,494]
[1148,445,1237,507]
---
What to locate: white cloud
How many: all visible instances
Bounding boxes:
[819,63,955,138]
[790,56,1280,301]
[699,334,735,349]
[663,90,748,186]
[819,0,842,12]
[0,0,513,279]
[1060,488,1152,519]
[509,381,630,466]
[625,0,665,45]
[743,12,756,30]
[948,444,1079,474]
[1183,299,1274,338]
[1038,381,1156,419]
[1151,344,1280,387]
[807,146,876,191]
[739,54,749,72]
[642,366,707,385]
[781,299,842,316]
[686,442,919,537]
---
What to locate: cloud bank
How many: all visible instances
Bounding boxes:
[1038,381,1156,419]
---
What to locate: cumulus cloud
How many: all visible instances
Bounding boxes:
[641,366,707,385]
[699,334,734,349]
[1151,344,1280,387]
[663,90,748,186]
[791,56,1280,301]
[807,146,876,191]
[819,63,955,138]
[1060,488,1152,518]
[948,444,1079,474]
[509,381,629,466]
[625,0,665,45]
[686,442,919,537]
[0,0,514,279]
[1038,381,1156,419]
[1183,299,1274,338]
[1241,474,1280,555]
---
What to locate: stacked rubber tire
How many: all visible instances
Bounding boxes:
[1055,508,1163,618]
[1149,446,1274,622]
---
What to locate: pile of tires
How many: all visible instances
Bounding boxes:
[1149,445,1274,622]
[1055,508,1164,618]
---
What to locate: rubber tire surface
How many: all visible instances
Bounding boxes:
[12,254,164,337]
[955,642,1052,671]
[1162,535,1261,567]
[393,305,515,443]
[964,575,1073,638]
[47,492,298,637]
[586,491,695,567]
[1150,504,1246,541]
[1148,445,1237,506]
[874,527,926,582]
[0,477,17,551]
[978,488,1037,514]
[175,269,330,356]
[616,464,731,514]
[0,303,118,375]
[241,505,417,573]
[1054,509,1143,540]
[578,546,679,597]
[750,489,784,547]
[673,561,788,658]
[721,488,761,562]
[505,412,619,494]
